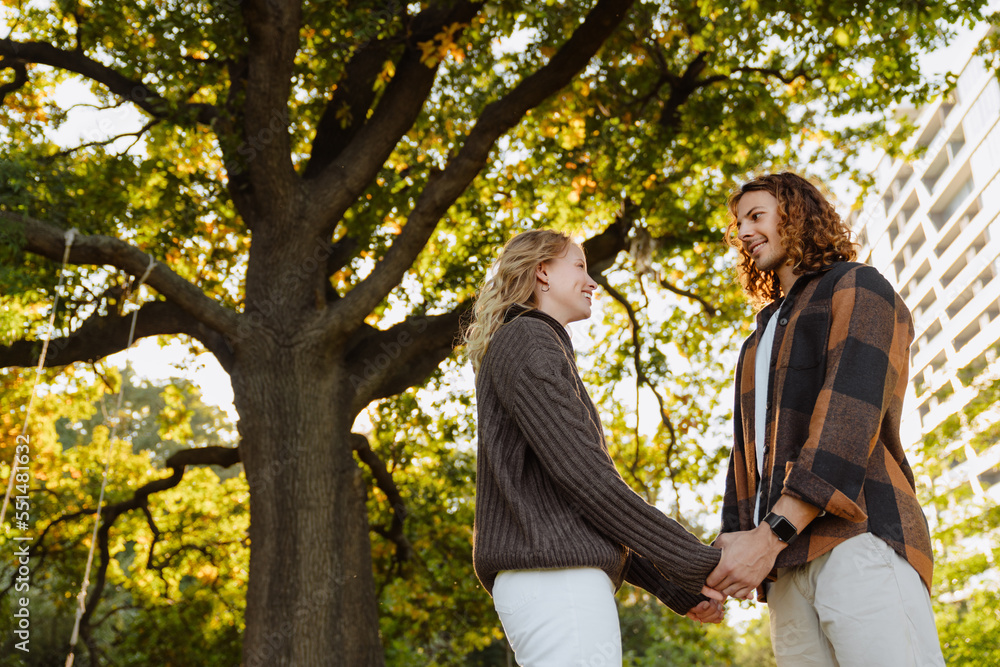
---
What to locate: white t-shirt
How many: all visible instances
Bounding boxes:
[753,307,781,525]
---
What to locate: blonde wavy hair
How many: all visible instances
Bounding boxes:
[725,172,857,307]
[463,229,574,372]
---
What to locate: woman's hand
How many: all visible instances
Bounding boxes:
[685,598,726,624]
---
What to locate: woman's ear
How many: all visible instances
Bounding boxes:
[535,263,548,287]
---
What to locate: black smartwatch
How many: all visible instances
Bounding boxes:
[762,512,798,544]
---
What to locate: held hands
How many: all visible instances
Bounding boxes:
[679,525,791,623]
[684,585,726,624]
[685,598,725,624]
[706,525,787,601]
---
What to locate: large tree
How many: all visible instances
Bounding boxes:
[0,0,988,663]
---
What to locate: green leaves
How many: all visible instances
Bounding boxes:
[0,368,245,664]
[358,381,495,665]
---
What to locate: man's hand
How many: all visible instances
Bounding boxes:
[707,524,787,600]
[709,495,824,599]
[700,585,724,602]
[685,598,725,624]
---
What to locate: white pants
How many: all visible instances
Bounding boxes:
[768,532,945,667]
[492,568,622,667]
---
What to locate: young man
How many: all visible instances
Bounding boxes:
[707,173,944,665]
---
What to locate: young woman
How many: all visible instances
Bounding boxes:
[464,229,723,665]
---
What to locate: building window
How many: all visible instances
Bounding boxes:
[922,151,950,195]
[956,318,982,351]
[957,58,989,114]
[918,317,944,350]
[931,171,975,231]
[935,199,981,256]
[964,78,1000,138]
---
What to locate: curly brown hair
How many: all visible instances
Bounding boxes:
[724,172,857,307]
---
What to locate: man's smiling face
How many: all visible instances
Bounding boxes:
[736,190,788,274]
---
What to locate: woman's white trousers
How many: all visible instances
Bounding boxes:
[492,567,622,667]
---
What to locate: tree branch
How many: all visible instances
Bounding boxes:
[593,274,650,488]
[340,208,641,415]
[95,447,243,523]
[75,445,240,633]
[52,119,160,158]
[0,38,216,124]
[627,24,676,115]
[4,212,241,339]
[238,0,303,198]
[0,57,28,103]
[583,197,640,275]
[659,51,707,130]
[306,1,484,218]
[337,204,640,417]
[329,0,638,330]
[141,504,163,572]
[0,300,235,372]
[303,38,393,178]
[658,277,718,316]
[351,433,413,565]
[345,305,470,416]
[594,273,686,499]
[718,64,812,86]
[90,603,140,630]
[694,63,815,103]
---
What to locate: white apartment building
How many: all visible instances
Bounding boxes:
[851,37,1000,502]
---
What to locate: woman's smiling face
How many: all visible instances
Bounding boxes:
[535,244,598,326]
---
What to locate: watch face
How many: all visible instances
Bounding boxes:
[766,513,797,543]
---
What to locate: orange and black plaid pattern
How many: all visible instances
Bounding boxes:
[720,262,934,594]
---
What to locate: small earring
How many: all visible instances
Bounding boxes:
[540,283,550,292]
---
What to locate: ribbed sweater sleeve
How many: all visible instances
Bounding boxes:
[489,319,720,597]
[624,553,709,616]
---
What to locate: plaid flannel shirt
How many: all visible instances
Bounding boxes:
[720,262,934,595]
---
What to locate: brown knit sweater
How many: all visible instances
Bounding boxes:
[472,307,721,615]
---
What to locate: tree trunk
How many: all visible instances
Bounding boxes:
[233,338,384,666]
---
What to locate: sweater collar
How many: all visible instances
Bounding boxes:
[503,304,574,351]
